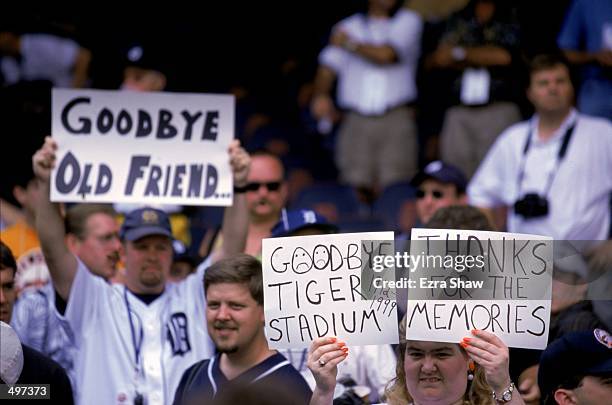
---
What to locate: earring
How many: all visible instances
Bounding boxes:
[468,361,475,381]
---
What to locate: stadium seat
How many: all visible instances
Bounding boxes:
[372,181,417,232]
[290,182,367,224]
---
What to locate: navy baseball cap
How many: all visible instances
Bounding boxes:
[172,239,199,267]
[538,329,612,399]
[124,42,166,73]
[271,209,338,238]
[411,161,467,192]
[120,207,173,241]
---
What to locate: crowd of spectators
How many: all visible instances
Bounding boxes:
[1,1,611,404]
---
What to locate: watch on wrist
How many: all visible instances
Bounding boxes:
[492,382,514,403]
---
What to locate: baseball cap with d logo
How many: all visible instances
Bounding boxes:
[120,207,173,241]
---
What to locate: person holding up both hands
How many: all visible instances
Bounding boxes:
[308,317,525,405]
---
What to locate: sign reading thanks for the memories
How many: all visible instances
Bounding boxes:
[262,232,399,349]
[51,89,234,206]
[406,229,553,350]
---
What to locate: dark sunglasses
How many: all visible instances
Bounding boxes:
[416,189,444,199]
[245,181,282,192]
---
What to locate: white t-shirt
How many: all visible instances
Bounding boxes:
[59,259,214,405]
[469,110,612,241]
[319,9,423,116]
[1,33,80,88]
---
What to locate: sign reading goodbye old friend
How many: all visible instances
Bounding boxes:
[262,232,399,349]
[407,229,553,350]
[51,89,234,206]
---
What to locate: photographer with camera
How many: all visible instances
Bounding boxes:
[468,53,612,242]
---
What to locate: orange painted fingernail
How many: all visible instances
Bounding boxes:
[330,337,337,343]
[341,347,349,353]
[459,342,468,348]
[338,342,346,348]
[463,337,471,343]
[471,329,479,334]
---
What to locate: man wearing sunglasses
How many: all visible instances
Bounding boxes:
[207,151,287,258]
[410,160,468,225]
[240,151,288,256]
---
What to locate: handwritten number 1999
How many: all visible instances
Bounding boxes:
[369,297,396,317]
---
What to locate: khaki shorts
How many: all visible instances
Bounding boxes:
[440,102,521,179]
[336,106,418,189]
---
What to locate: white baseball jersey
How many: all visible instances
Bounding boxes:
[58,258,214,405]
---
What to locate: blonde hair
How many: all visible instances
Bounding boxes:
[384,316,495,405]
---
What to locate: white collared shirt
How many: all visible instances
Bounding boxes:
[468,110,612,241]
[319,9,423,116]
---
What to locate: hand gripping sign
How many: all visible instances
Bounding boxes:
[406,229,553,350]
[51,89,234,206]
[262,232,399,349]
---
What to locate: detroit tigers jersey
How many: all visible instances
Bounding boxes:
[59,258,214,405]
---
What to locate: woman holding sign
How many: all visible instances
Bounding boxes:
[307,317,524,405]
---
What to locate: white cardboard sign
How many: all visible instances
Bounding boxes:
[407,229,552,349]
[262,232,399,349]
[51,89,234,206]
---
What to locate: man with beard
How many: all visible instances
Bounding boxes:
[172,254,311,405]
[32,137,251,405]
[10,203,121,394]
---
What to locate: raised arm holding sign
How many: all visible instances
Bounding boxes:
[32,130,253,404]
[50,89,235,206]
[308,320,526,405]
